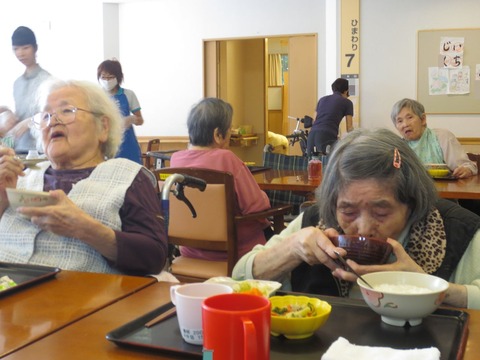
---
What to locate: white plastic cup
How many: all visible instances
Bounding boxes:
[170,283,232,345]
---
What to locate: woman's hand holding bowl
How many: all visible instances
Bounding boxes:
[292,227,347,270]
[18,190,86,238]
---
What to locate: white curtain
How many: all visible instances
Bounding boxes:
[269,54,283,86]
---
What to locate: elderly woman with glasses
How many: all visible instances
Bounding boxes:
[233,128,480,309]
[0,79,168,275]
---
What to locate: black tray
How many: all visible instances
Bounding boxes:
[0,262,61,297]
[432,175,457,181]
[106,294,469,360]
[248,165,271,174]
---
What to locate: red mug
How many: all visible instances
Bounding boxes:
[202,293,270,360]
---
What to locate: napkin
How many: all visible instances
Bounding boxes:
[321,337,440,360]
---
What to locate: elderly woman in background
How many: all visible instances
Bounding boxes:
[391,98,476,179]
[233,128,480,309]
[170,97,272,261]
[0,79,167,275]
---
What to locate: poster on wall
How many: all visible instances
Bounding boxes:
[428,67,448,95]
[429,37,469,95]
[417,28,480,113]
[449,66,470,94]
[429,66,470,95]
[439,37,464,68]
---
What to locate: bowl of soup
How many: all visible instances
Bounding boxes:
[331,235,392,265]
[357,271,449,327]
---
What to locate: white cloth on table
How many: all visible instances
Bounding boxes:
[321,336,440,360]
[150,271,180,283]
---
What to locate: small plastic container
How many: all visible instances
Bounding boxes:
[308,156,322,182]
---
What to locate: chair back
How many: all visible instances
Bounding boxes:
[467,152,480,168]
[262,152,309,213]
[154,167,238,282]
[263,152,308,171]
[144,138,161,170]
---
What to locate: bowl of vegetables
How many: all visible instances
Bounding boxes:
[425,163,450,178]
[205,277,281,297]
[269,295,331,339]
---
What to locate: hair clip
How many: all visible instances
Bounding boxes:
[393,148,401,169]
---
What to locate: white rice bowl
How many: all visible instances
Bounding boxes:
[357,271,449,327]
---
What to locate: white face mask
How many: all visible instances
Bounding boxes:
[100,78,118,91]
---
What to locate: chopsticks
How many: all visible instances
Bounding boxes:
[333,250,375,289]
[145,306,176,328]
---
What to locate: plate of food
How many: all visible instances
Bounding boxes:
[21,158,48,168]
[205,277,282,297]
[0,262,61,297]
[15,154,48,168]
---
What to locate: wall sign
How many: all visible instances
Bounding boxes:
[341,0,360,128]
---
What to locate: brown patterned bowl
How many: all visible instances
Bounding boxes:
[331,235,392,265]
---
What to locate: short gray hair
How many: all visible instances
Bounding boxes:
[187,97,233,146]
[37,79,123,158]
[390,98,425,125]
[317,128,438,228]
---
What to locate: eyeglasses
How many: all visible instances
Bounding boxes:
[31,105,102,130]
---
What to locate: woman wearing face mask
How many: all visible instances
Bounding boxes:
[97,59,143,164]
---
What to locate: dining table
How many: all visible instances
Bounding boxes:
[0,269,156,358]
[4,280,480,360]
[253,169,318,193]
[254,168,480,200]
[433,175,480,200]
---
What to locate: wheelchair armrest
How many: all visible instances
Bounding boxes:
[234,204,294,234]
[146,150,179,168]
[146,150,179,158]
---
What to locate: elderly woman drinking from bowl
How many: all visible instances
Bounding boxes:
[233,128,480,309]
[0,79,168,275]
[391,98,477,179]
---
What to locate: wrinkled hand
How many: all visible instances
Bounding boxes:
[289,227,347,271]
[17,190,91,239]
[452,165,473,179]
[0,147,24,190]
[332,238,424,283]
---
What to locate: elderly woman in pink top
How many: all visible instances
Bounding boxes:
[170,97,272,261]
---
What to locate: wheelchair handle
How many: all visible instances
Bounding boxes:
[160,173,206,201]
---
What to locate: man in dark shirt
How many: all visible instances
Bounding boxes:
[307,78,354,156]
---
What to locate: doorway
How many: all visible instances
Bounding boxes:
[204,34,317,163]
